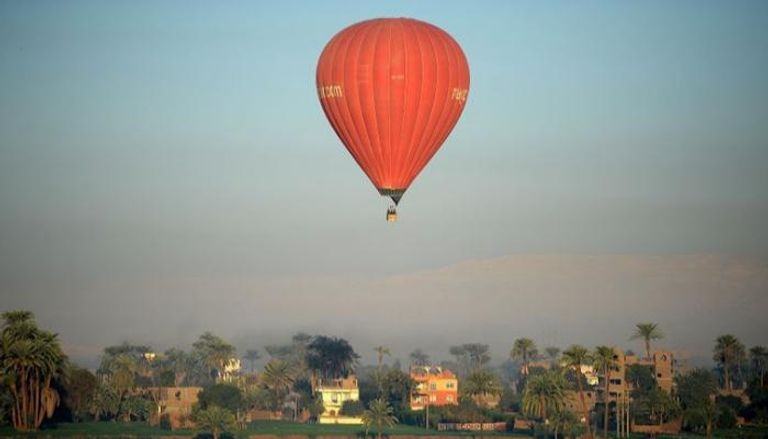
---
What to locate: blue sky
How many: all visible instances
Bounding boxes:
[1,1,767,361]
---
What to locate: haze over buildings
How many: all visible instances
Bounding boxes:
[1,1,767,368]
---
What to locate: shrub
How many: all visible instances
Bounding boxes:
[717,395,744,413]
[198,384,243,412]
[341,400,365,416]
[159,413,172,430]
[193,406,238,439]
[717,406,737,429]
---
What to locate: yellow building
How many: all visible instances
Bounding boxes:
[312,376,363,425]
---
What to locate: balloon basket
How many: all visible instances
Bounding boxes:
[386,206,398,222]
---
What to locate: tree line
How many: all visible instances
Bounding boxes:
[2,311,767,439]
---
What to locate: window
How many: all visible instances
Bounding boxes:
[447,395,454,402]
[430,383,437,390]
[430,395,437,402]
[446,382,455,389]
[331,393,339,403]
[610,379,622,385]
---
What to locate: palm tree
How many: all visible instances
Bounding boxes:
[749,346,767,388]
[633,388,680,425]
[291,332,312,365]
[713,334,746,391]
[305,336,359,380]
[1,311,66,431]
[562,345,593,439]
[545,347,561,367]
[89,382,119,421]
[1,311,35,329]
[449,346,468,375]
[463,370,502,408]
[409,349,430,367]
[1,336,36,429]
[374,346,391,396]
[194,406,238,439]
[110,354,137,421]
[362,399,398,439]
[511,338,538,377]
[593,346,618,439]
[701,397,717,439]
[162,348,189,386]
[243,349,261,373]
[32,331,65,427]
[631,323,664,359]
[463,343,491,372]
[676,368,719,438]
[192,332,236,381]
[522,369,566,421]
[110,355,137,392]
[262,360,296,413]
[374,346,391,370]
[550,408,579,439]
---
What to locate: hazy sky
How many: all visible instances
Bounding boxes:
[1,1,767,367]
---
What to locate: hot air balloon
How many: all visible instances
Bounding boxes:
[316,18,470,221]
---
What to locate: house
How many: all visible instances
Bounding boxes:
[410,366,459,410]
[602,348,676,403]
[148,386,202,429]
[312,376,363,424]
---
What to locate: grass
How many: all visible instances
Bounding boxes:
[242,420,526,436]
[0,421,192,437]
[4,421,764,438]
[616,425,768,439]
[0,420,526,438]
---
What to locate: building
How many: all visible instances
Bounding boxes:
[410,366,459,410]
[646,351,675,393]
[312,376,363,424]
[148,387,201,429]
[601,348,676,404]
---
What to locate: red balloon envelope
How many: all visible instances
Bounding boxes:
[316,18,470,216]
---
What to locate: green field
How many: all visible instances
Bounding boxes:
[0,421,192,437]
[1,421,766,438]
[0,421,520,438]
[242,420,528,436]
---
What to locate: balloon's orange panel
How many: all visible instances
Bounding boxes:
[316,18,470,201]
